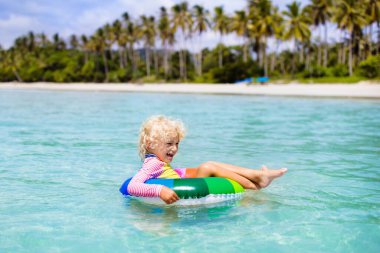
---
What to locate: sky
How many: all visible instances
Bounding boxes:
[0,0,312,50]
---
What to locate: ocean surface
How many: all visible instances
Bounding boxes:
[0,89,379,252]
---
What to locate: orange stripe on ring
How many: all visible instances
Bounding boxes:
[184,168,198,178]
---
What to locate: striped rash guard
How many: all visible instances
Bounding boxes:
[127,154,186,197]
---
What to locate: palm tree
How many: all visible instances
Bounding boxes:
[27,31,36,52]
[80,35,91,63]
[125,20,140,79]
[334,0,367,75]
[271,7,285,73]
[193,4,210,76]
[53,33,60,50]
[38,33,49,48]
[307,0,333,67]
[13,36,28,61]
[113,19,127,69]
[158,7,171,78]
[93,28,109,82]
[231,10,250,62]
[171,2,193,81]
[70,34,79,50]
[103,23,116,61]
[283,1,311,75]
[121,12,131,65]
[364,0,380,55]
[166,24,176,78]
[213,6,229,68]
[52,33,66,50]
[248,0,279,76]
[140,15,156,77]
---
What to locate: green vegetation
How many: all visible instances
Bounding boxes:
[0,0,379,83]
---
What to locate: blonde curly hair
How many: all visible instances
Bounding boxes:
[138,115,186,159]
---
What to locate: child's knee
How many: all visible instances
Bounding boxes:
[198,161,216,174]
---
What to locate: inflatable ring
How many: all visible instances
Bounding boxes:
[119,177,245,206]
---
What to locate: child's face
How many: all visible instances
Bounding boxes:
[153,134,179,163]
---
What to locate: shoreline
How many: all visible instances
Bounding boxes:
[1,82,380,99]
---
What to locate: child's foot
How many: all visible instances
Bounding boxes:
[255,165,287,189]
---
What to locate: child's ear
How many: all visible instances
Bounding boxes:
[146,141,153,151]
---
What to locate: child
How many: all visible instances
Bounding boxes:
[128,115,287,204]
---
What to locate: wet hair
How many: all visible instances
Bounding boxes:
[138,115,186,159]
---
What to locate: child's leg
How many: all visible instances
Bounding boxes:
[195,162,259,190]
[197,161,287,189]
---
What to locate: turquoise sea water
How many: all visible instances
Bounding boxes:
[0,89,379,252]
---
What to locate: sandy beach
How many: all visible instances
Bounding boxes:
[1,82,380,99]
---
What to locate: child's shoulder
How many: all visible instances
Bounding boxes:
[143,155,165,167]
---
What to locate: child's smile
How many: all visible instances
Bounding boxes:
[154,135,179,163]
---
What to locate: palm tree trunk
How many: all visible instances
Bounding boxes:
[179,50,184,80]
[163,44,169,78]
[342,42,346,65]
[263,37,267,76]
[318,45,322,66]
[376,22,380,55]
[178,49,183,80]
[280,55,285,75]
[270,53,275,72]
[154,49,158,76]
[324,25,328,67]
[292,40,297,77]
[199,51,203,76]
[145,47,150,76]
[168,48,173,77]
[343,44,347,65]
[258,39,262,67]
[377,24,380,55]
[198,35,203,76]
[358,37,362,63]
[180,30,188,81]
[189,37,197,76]
[218,46,223,68]
[299,43,304,63]
[129,45,137,79]
[123,45,128,68]
[369,25,373,55]
[317,27,322,66]
[243,39,248,63]
[218,35,223,68]
[183,51,187,82]
[133,50,138,80]
[128,45,133,63]
[12,68,23,82]
[118,48,124,68]
[183,49,187,81]
[349,38,353,76]
[271,40,280,72]
[338,44,342,64]
[102,51,109,82]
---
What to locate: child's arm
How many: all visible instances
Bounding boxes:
[127,158,166,197]
[127,170,163,197]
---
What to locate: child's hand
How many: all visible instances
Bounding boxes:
[160,186,179,204]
